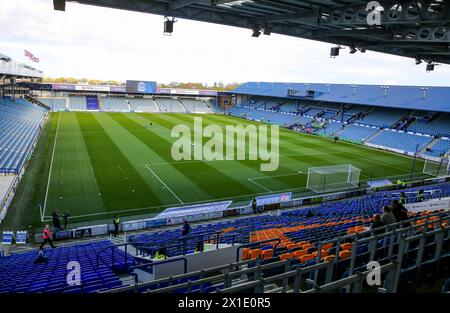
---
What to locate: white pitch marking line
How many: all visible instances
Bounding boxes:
[248,171,305,181]
[144,164,184,204]
[42,112,61,222]
[247,178,273,193]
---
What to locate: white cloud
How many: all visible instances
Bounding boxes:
[0,0,449,86]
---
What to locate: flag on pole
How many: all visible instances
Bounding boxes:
[24,50,40,63]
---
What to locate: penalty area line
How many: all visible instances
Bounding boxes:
[248,178,273,193]
[144,164,184,204]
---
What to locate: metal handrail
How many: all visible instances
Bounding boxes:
[95,242,150,270]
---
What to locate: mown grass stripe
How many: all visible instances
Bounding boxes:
[77,112,161,211]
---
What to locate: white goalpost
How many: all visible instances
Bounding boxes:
[423,156,450,177]
[307,164,361,194]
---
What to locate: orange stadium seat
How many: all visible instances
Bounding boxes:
[261,249,274,260]
[249,249,262,260]
[339,250,352,260]
[241,248,250,260]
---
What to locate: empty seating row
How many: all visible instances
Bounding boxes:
[101,97,129,112]
[424,139,450,158]
[409,114,450,136]
[129,98,159,112]
[368,130,433,153]
[0,98,47,174]
[156,98,186,113]
[0,241,129,293]
[360,108,407,128]
[38,98,67,111]
[338,124,379,142]
[181,99,210,113]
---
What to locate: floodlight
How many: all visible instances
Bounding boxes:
[164,17,175,36]
[330,46,341,58]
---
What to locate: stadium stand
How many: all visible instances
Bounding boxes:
[128,183,450,258]
[318,121,342,136]
[266,112,299,126]
[69,96,87,111]
[0,241,129,293]
[409,114,450,137]
[101,97,129,112]
[359,108,408,128]
[338,124,379,143]
[129,98,159,113]
[38,98,68,111]
[0,98,47,174]
[180,98,211,113]
[227,105,253,117]
[155,98,186,113]
[368,130,433,154]
[0,178,449,293]
[424,139,450,158]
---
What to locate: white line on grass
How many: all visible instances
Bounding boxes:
[247,178,273,192]
[248,172,305,181]
[144,164,184,204]
[42,112,61,222]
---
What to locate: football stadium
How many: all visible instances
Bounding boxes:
[0,0,450,302]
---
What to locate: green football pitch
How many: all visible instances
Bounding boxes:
[4,112,427,229]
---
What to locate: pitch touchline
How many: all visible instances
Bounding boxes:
[144,164,184,204]
[42,112,60,222]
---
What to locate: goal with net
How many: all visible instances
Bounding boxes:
[307,164,361,194]
[423,156,450,177]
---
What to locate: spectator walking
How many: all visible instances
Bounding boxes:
[370,214,384,235]
[391,200,409,222]
[39,225,56,249]
[181,220,191,237]
[113,215,120,237]
[381,206,396,225]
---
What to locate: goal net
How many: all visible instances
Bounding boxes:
[423,157,450,177]
[307,164,361,194]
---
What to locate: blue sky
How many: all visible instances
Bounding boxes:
[1,0,449,86]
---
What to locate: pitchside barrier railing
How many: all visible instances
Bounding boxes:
[104,211,449,293]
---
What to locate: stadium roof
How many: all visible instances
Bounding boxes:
[61,0,450,65]
[230,82,450,113]
[0,53,43,79]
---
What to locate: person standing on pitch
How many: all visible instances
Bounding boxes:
[52,209,63,232]
[62,211,70,230]
[113,215,120,237]
[39,225,56,249]
[252,198,257,214]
